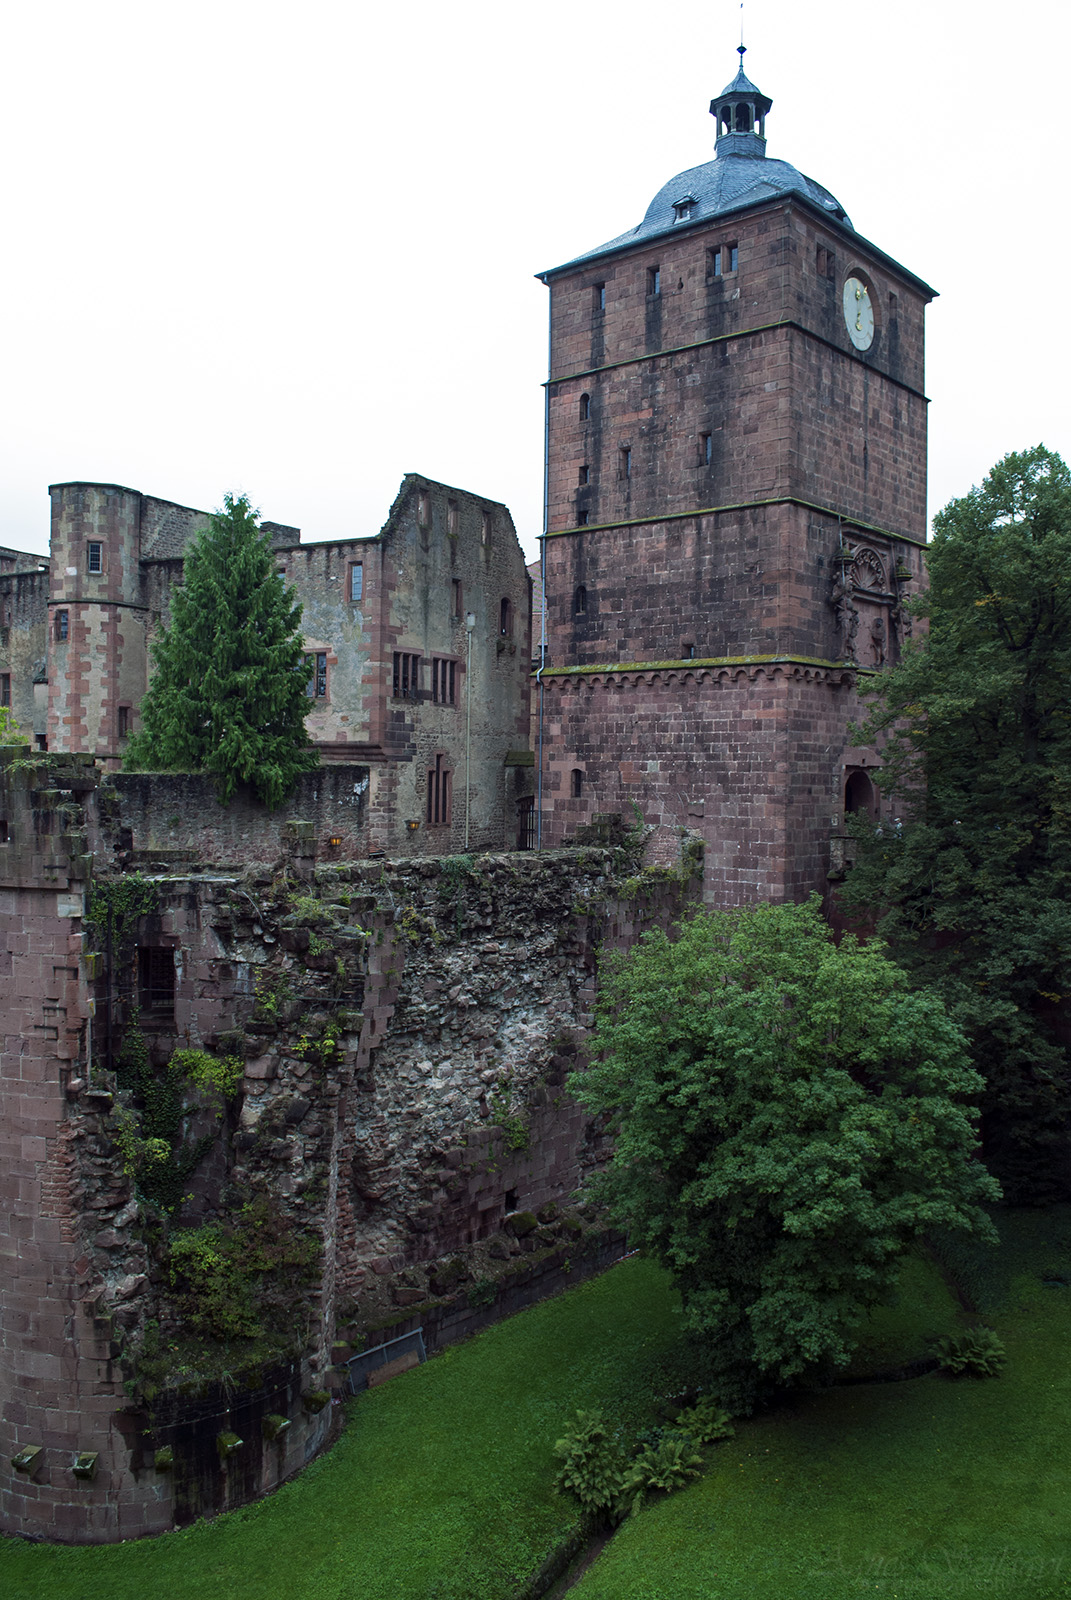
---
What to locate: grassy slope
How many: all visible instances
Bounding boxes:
[572,1207,1071,1600]
[0,1257,681,1600]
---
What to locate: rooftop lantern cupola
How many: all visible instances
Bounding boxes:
[710,45,772,159]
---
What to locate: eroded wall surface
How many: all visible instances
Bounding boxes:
[0,752,699,1542]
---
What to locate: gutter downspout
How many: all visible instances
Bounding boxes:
[536,275,551,850]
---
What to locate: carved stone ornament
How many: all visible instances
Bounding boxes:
[849,547,886,591]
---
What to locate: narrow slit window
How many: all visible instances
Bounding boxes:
[426,754,452,826]
[570,769,583,798]
[700,433,713,466]
[500,598,513,637]
[447,500,458,536]
[577,510,590,525]
[452,578,462,618]
[117,706,130,739]
[574,585,587,617]
[418,491,430,526]
[0,673,9,707]
[620,446,632,480]
[481,511,491,546]
[349,563,363,603]
[578,464,589,486]
[55,610,69,641]
[579,393,591,421]
[647,265,660,296]
[592,283,606,313]
[87,542,103,573]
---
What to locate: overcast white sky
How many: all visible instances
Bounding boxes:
[1,0,1067,561]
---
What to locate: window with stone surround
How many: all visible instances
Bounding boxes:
[577,510,590,525]
[579,393,591,421]
[570,768,584,798]
[646,265,661,296]
[592,283,606,313]
[431,657,456,705]
[700,433,713,466]
[304,651,328,698]
[578,464,589,485]
[392,652,421,700]
[619,446,632,480]
[711,244,738,277]
[138,947,175,1020]
[349,563,363,603]
[55,610,69,641]
[574,585,587,616]
[118,705,131,739]
[452,578,462,619]
[500,597,513,638]
[0,673,9,707]
[87,542,103,573]
[817,244,835,280]
[426,754,452,827]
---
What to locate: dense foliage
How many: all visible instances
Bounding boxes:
[841,446,1071,1200]
[124,492,317,807]
[571,899,999,1404]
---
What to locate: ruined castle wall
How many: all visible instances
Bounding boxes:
[2,754,699,1544]
[102,766,372,868]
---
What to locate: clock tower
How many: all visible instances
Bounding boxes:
[535,51,935,902]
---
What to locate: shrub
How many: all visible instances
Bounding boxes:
[936,1328,1006,1378]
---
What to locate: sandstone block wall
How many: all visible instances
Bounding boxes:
[1,752,699,1543]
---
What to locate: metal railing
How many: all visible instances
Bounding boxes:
[339,1327,427,1395]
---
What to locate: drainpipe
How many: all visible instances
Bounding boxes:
[536,276,551,850]
[465,610,476,848]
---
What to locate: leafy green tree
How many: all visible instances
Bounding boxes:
[125,493,317,807]
[570,900,998,1406]
[0,706,30,746]
[841,446,1071,1200]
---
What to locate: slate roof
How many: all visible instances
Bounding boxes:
[542,152,852,278]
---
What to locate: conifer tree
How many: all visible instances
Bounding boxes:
[125,493,318,808]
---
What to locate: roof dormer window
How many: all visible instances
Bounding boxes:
[673,194,698,223]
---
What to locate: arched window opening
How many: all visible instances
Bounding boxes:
[574,585,587,617]
[844,769,877,820]
[570,769,584,799]
[579,393,591,421]
[500,597,513,637]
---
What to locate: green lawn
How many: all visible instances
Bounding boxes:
[570,1207,1071,1600]
[4,1213,1068,1600]
[0,1257,683,1600]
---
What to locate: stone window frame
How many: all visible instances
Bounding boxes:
[55,609,69,641]
[304,650,329,700]
[349,563,363,603]
[392,651,421,701]
[710,243,739,278]
[431,657,457,707]
[87,542,103,574]
[426,753,452,827]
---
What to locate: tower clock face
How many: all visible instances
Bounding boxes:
[843,277,875,350]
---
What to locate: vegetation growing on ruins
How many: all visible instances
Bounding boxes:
[5,1218,1068,1600]
[123,491,319,808]
[843,445,1071,1203]
[571,898,1000,1407]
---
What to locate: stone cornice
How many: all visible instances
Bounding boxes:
[543,496,928,551]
